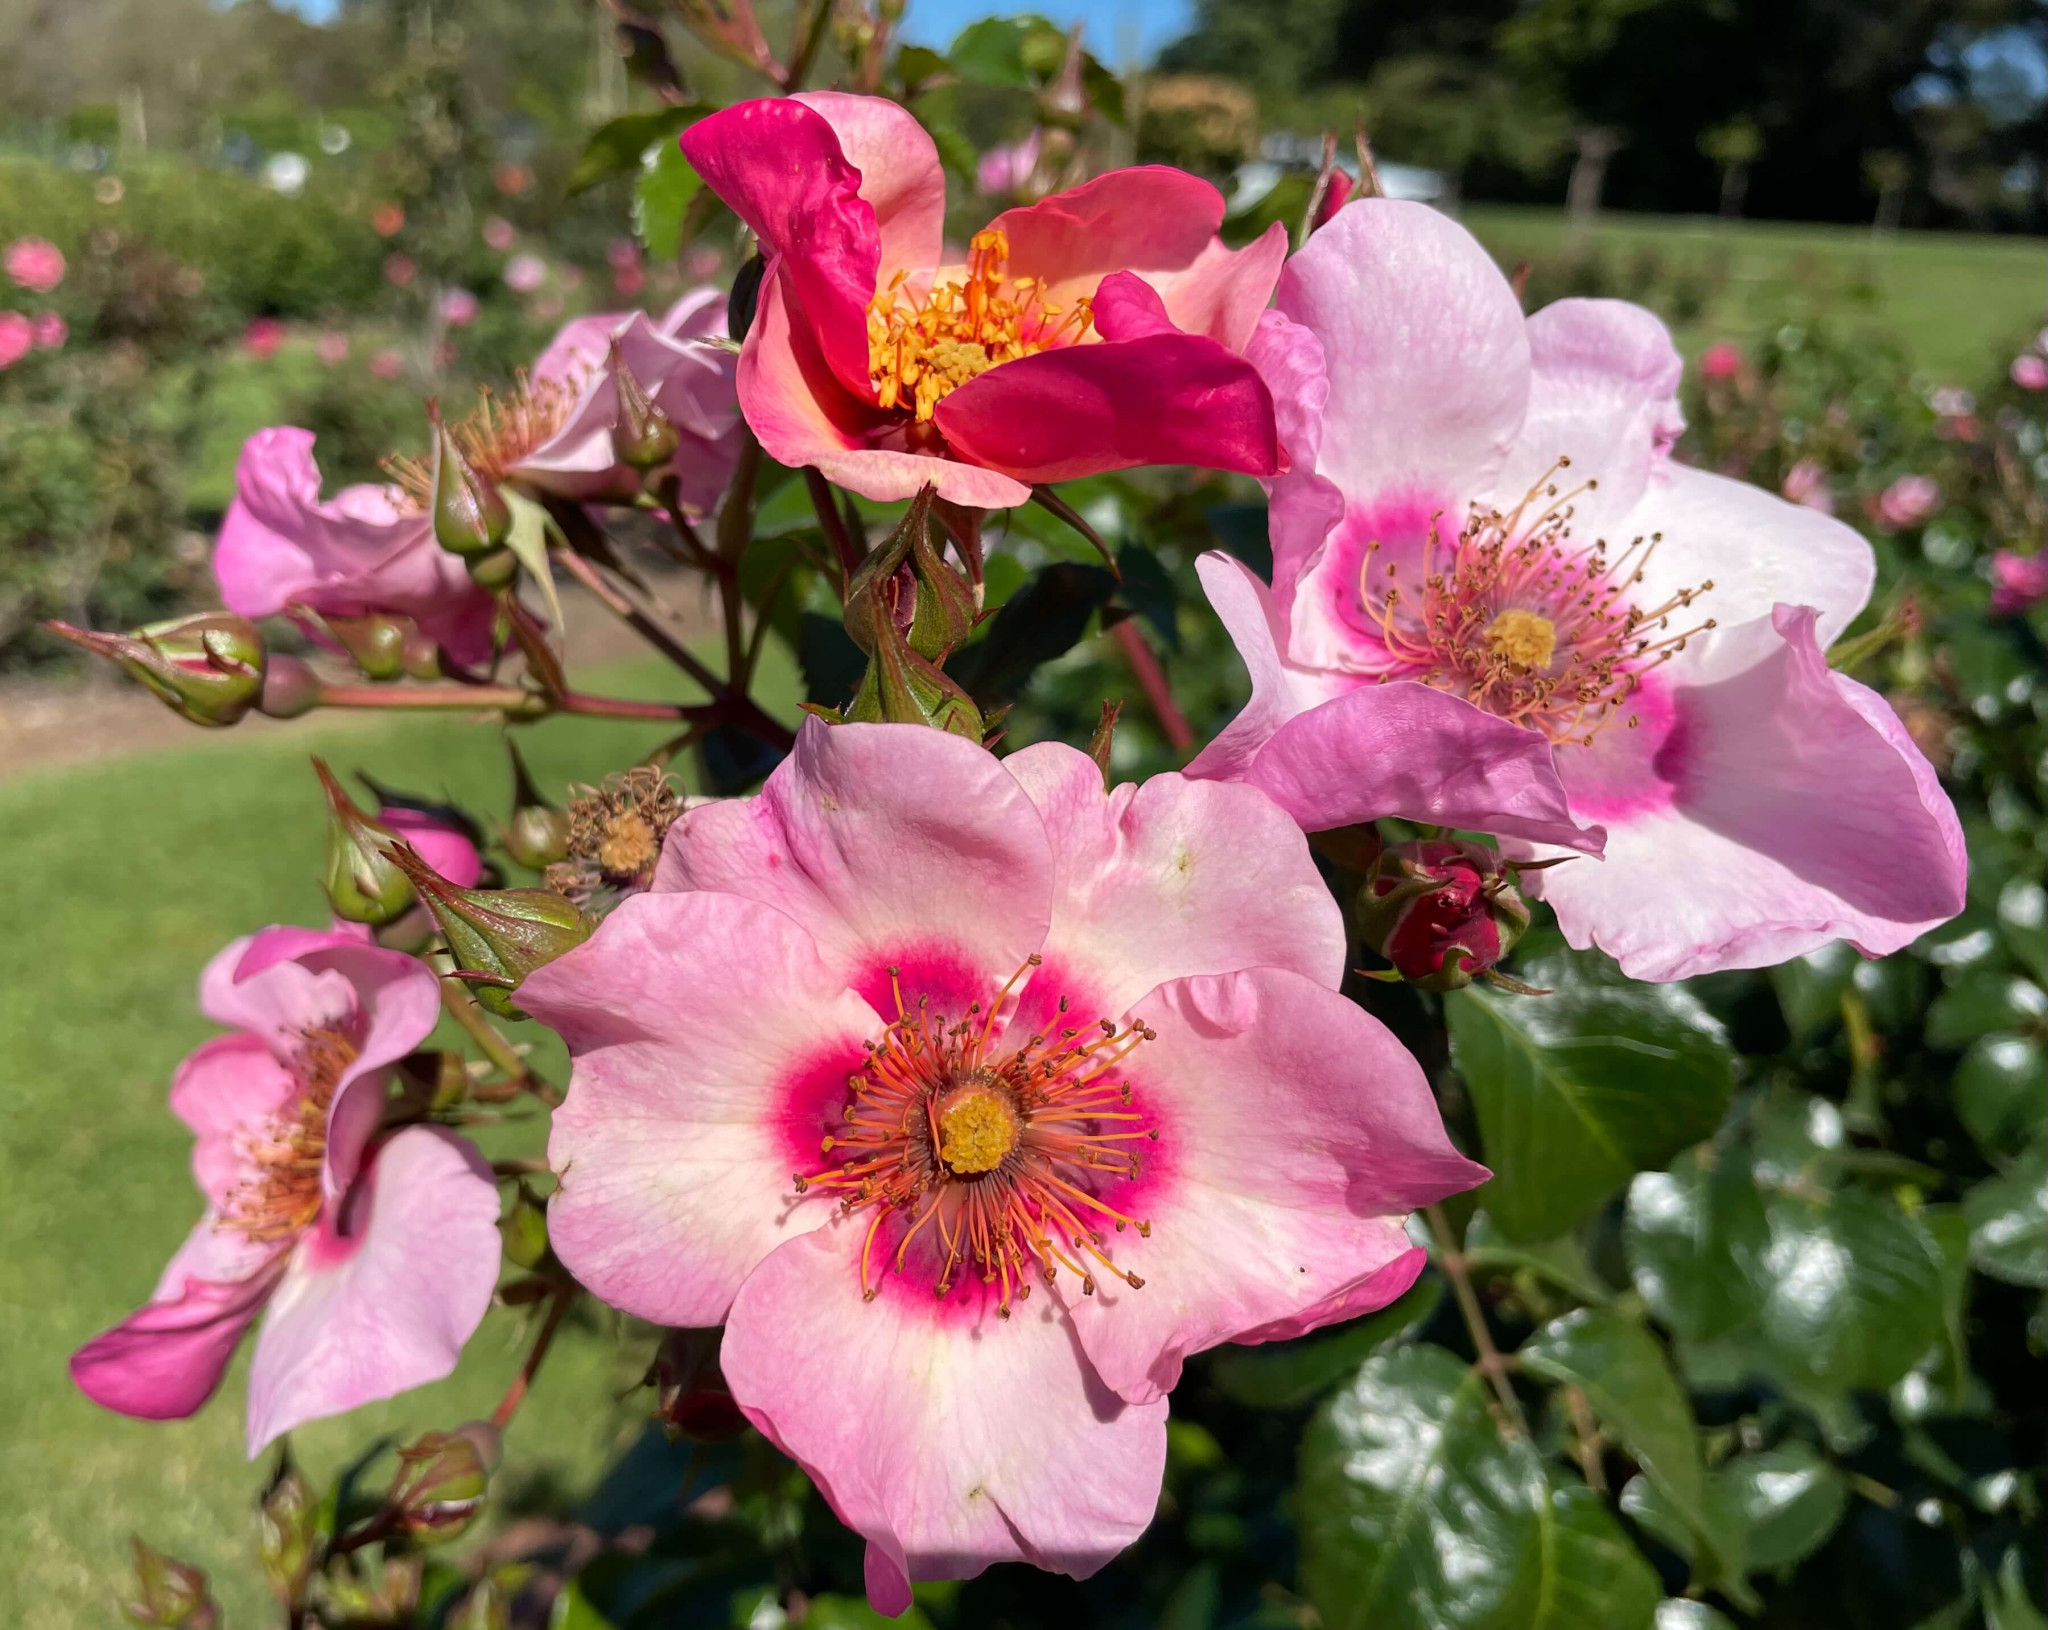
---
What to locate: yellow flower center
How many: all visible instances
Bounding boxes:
[1486,608,1558,671]
[219,1026,359,1243]
[866,229,1094,423]
[937,1079,1021,1174]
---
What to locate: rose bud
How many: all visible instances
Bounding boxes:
[500,1183,550,1269]
[651,1329,748,1445]
[257,1460,318,1607]
[258,653,322,718]
[1356,839,1536,993]
[610,342,680,471]
[46,613,266,729]
[121,1539,219,1630]
[503,737,570,871]
[303,610,413,681]
[384,842,595,1020]
[314,757,417,926]
[387,1425,498,1544]
[428,403,511,558]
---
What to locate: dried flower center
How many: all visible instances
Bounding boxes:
[385,370,584,504]
[867,230,1094,423]
[1359,459,1716,746]
[595,811,659,877]
[794,955,1157,1318]
[218,1025,359,1243]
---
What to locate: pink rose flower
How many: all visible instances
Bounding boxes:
[369,348,405,380]
[1191,201,1965,981]
[504,253,547,294]
[975,129,1042,198]
[242,318,284,360]
[519,721,1485,1611]
[510,288,741,513]
[377,806,484,887]
[684,246,723,280]
[1781,458,1833,514]
[1699,341,1742,380]
[0,311,30,368]
[2012,353,2048,391]
[316,330,349,366]
[214,427,499,666]
[5,236,66,292]
[69,927,500,1453]
[612,263,646,298]
[439,287,480,327]
[385,254,417,288]
[607,238,643,271]
[681,93,1288,509]
[32,311,67,349]
[1877,474,1941,530]
[483,215,516,251]
[1990,550,2048,617]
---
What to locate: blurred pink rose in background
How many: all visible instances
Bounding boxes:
[384,254,417,288]
[976,129,1042,197]
[504,253,547,293]
[369,348,405,380]
[5,237,66,292]
[2012,353,2048,390]
[1877,473,1941,529]
[31,311,67,350]
[1699,341,1743,380]
[613,264,645,297]
[482,215,516,251]
[317,330,349,366]
[371,201,405,236]
[0,311,34,368]
[683,246,723,280]
[607,238,641,271]
[439,287,480,327]
[1781,458,1834,513]
[1929,386,1974,417]
[242,318,284,360]
[1990,550,2048,617]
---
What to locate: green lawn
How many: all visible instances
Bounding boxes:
[1464,205,2046,379]
[0,655,788,1626]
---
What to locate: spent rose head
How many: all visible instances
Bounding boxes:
[519,721,1485,1612]
[1190,199,1966,981]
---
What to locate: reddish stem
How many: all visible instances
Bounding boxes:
[1111,620,1194,754]
[492,1285,574,1432]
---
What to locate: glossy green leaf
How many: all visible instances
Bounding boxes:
[1465,1211,1613,1304]
[1926,970,2047,1049]
[1298,1345,1546,1630]
[893,44,952,92]
[1447,952,1736,1240]
[946,17,1034,87]
[1956,1034,2047,1158]
[1624,1152,1769,1341]
[1531,1481,1662,1630]
[569,105,702,195]
[1209,1276,1443,1408]
[1964,1144,2048,1287]
[1998,878,2047,983]
[1771,942,1856,1041]
[1722,1440,1849,1569]
[1617,1471,1756,1610]
[1520,1309,1729,1582]
[634,141,702,260]
[949,562,1116,705]
[1654,1603,1737,1630]
[1985,1546,2048,1630]
[550,1581,617,1629]
[502,490,564,633]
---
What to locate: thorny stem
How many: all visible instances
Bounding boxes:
[549,544,725,697]
[782,0,835,91]
[492,1283,576,1431]
[1110,619,1195,754]
[438,976,563,1107]
[1427,1204,1531,1438]
[313,680,695,722]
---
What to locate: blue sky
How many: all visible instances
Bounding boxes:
[275,0,1197,67]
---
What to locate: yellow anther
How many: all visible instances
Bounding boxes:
[1486,608,1558,671]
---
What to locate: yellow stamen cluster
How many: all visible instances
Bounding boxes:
[218,1026,360,1244]
[866,230,1093,422]
[385,370,582,505]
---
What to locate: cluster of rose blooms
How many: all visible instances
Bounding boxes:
[59,93,1971,1616]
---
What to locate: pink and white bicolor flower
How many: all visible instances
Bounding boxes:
[70,927,501,1455]
[519,721,1485,1614]
[681,93,1289,510]
[1190,200,1966,981]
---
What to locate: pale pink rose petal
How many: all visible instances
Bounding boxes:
[169,1034,300,1207]
[1189,553,1603,851]
[997,742,1346,1026]
[1625,462,1875,662]
[791,90,947,294]
[1243,307,1330,488]
[244,1126,500,1454]
[1057,968,1489,1403]
[1231,1247,1428,1345]
[520,891,878,1327]
[1532,605,1968,979]
[656,720,1055,1011]
[723,1218,1168,1610]
[1488,298,1685,540]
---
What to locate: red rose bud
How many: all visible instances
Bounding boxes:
[121,1538,219,1629]
[610,342,680,470]
[429,402,511,557]
[385,843,595,1019]
[651,1328,748,1444]
[314,757,417,926]
[387,1425,498,1543]
[1357,840,1532,993]
[47,613,265,729]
